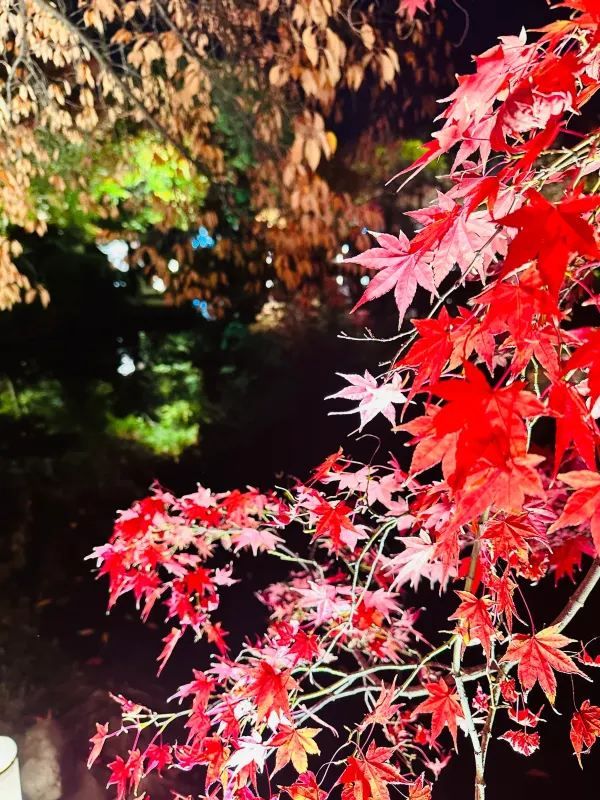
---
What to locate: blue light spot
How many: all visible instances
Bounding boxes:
[199,300,212,320]
[192,298,214,320]
[191,226,215,249]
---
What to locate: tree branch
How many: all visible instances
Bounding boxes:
[453,537,486,800]
[453,637,486,800]
[551,558,600,632]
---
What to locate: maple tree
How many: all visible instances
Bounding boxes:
[85,1,600,799]
[0,0,450,310]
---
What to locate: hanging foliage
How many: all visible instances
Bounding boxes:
[0,0,450,309]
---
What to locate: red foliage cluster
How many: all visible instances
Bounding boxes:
[88,2,600,799]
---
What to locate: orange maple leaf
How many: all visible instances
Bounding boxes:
[271,726,321,774]
[281,771,326,800]
[360,682,401,729]
[408,775,432,800]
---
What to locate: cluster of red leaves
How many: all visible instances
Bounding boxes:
[89,2,600,799]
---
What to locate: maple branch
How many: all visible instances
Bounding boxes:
[474,561,600,774]
[452,635,486,800]
[551,558,600,632]
[480,657,504,769]
[32,0,207,173]
[297,658,488,709]
[451,538,486,800]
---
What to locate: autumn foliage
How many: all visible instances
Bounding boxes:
[88,1,600,799]
[0,0,448,309]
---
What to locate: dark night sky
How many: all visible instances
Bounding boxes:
[447,0,554,66]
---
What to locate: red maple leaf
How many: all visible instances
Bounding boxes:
[498,729,540,756]
[396,308,454,396]
[500,678,519,704]
[312,498,359,552]
[407,193,508,285]
[483,514,544,564]
[157,627,184,675]
[396,35,532,177]
[399,378,545,530]
[247,662,298,721]
[579,647,600,668]
[414,678,464,747]
[449,591,495,659]
[199,737,228,788]
[497,190,600,297]
[396,307,496,399]
[397,406,458,478]
[309,448,346,484]
[507,706,544,728]
[205,621,229,655]
[345,230,434,320]
[360,682,401,729]
[570,700,600,766]
[453,452,546,529]
[88,722,110,769]
[549,470,600,556]
[145,742,173,774]
[492,53,577,150]
[432,362,544,492]
[548,381,598,473]
[485,570,519,631]
[288,629,321,664]
[500,626,584,703]
[339,742,406,800]
[564,328,600,407]
[107,750,143,800]
[475,268,561,371]
[549,535,595,583]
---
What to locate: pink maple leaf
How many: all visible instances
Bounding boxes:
[327,370,407,430]
[398,0,434,21]
[345,231,434,320]
[231,527,283,556]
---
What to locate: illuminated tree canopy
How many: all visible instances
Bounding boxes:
[0,0,450,310]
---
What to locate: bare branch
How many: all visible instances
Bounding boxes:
[552,558,600,632]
